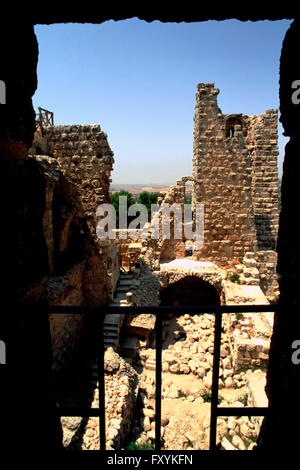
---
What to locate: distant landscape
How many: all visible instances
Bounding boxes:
[110,183,192,195]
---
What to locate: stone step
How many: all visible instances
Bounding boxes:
[118,279,134,286]
[103,325,119,333]
[103,331,118,340]
[121,336,139,359]
[104,337,116,344]
[110,301,129,307]
[122,336,139,349]
[114,293,127,301]
[119,273,134,280]
[104,341,116,349]
[116,285,131,292]
[103,313,124,326]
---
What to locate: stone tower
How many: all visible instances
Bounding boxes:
[192,83,279,267]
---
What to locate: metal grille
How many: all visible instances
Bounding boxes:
[43,303,278,451]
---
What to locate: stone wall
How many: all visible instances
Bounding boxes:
[192,83,257,263]
[157,177,188,261]
[136,176,198,264]
[255,250,279,303]
[45,124,116,304]
[113,229,143,271]
[79,348,139,450]
[39,260,86,374]
[245,111,279,250]
[192,83,279,269]
[25,125,118,375]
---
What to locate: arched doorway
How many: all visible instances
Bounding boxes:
[160,275,220,306]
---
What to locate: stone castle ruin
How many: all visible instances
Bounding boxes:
[192,83,279,260]
[2,13,300,456]
[192,83,279,301]
[23,81,281,451]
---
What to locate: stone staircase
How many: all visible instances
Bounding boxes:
[102,271,138,351]
[103,313,125,350]
[89,272,140,387]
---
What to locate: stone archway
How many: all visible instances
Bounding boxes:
[225,115,247,138]
[160,275,221,306]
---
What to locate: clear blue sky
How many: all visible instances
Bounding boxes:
[34,19,292,185]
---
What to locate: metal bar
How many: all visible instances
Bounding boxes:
[20,304,280,315]
[209,311,222,451]
[155,312,163,451]
[40,303,280,449]
[99,314,106,450]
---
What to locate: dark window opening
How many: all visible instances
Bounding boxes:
[225,116,246,138]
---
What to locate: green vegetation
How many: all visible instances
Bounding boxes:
[125,441,155,450]
[202,393,223,405]
[109,190,160,225]
[235,312,244,321]
[137,191,160,220]
[110,190,135,226]
[184,194,192,204]
[227,272,240,284]
[238,257,244,264]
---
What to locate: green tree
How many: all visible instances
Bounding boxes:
[184,194,192,205]
[109,190,135,227]
[137,191,160,221]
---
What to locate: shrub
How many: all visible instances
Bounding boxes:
[125,441,155,450]
[229,273,240,284]
[202,393,223,404]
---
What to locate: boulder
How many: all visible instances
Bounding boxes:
[104,347,120,372]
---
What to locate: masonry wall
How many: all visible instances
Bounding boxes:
[28,125,118,375]
[245,110,279,250]
[192,83,257,263]
[192,83,280,301]
[1,12,299,455]
[45,124,116,305]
